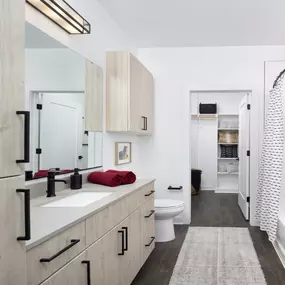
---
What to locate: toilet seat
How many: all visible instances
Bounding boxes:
[155,199,184,209]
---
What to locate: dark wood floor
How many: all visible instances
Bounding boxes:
[132,191,285,285]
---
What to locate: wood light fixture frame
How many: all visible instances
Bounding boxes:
[26,0,91,34]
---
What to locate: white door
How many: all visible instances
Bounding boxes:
[41,94,79,170]
[238,94,250,220]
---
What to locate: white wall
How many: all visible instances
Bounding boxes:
[25,0,139,172]
[138,46,285,226]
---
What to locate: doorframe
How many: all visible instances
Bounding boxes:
[189,89,253,223]
[29,90,85,173]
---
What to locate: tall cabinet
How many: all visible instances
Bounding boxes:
[0,0,27,284]
[106,51,154,134]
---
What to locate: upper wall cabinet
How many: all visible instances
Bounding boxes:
[85,60,103,132]
[0,0,25,178]
[106,52,154,134]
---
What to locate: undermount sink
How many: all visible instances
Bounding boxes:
[42,192,113,208]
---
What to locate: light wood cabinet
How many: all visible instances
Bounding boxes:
[0,176,27,285]
[106,51,154,134]
[41,251,87,285]
[0,0,25,178]
[85,60,103,132]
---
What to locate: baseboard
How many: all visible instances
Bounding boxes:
[273,238,285,268]
[215,189,238,194]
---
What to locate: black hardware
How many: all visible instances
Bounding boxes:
[145,237,155,247]
[46,171,67,197]
[236,158,240,161]
[40,239,80,262]
[247,104,251,110]
[144,210,155,218]
[16,189,31,241]
[16,111,30,163]
[144,190,155,197]
[25,170,33,181]
[118,230,125,256]
[84,131,89,136]
[26,0,91,35]
[273,69,285,88]
[247,150,250,156]
[247,197,250,203]
[168,186,183,190]
[141,116,147,130]
[36,104,42,110]
[78,155,83,160]
[36,148,42,155]
[82,260,91,285]
[122,227,128,251]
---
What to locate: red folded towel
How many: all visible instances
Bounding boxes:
[106,170,136,185]
[88,172,123,187]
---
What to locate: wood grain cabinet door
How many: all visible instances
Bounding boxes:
[85,60,103,132]
[41,251,88,285]
[0,176,27,285]
[0,0,25,178]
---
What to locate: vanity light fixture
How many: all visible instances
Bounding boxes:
[26,0,91,34]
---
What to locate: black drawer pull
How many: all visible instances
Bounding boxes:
[145,237,155,247]
[141,116,147,130]
[118,230,125,256]
[16,189,31,241]
[82,260,91,285]
[122,227,128,251]
[145,190,155,197]
[40,239,80,262]
[16,111,30,163]
[145,210,155,218]
[168,186,183,190]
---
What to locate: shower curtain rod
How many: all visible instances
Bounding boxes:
[273,69,285,88]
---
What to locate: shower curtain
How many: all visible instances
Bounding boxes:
[256,75,285,242]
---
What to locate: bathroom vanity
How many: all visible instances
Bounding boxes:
[26,179,155,285]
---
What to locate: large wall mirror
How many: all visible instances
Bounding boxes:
[25,22,103,180]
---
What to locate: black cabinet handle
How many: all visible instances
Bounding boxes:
[122,227,128,251]
[16,111,30,163]
[145,190,155,197]
[145,210,155,218]
[16,189,31,241]
[145,237,155,247]
[168,186,183,191]
[40,239,80,262]
[141,116,147,130]
[118,230,125,256]
[82,260,91,285]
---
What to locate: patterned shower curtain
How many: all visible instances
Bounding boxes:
[256,75,285,242]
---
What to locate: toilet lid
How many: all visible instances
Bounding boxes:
[155,199,184,208]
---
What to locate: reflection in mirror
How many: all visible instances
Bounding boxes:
[25,22,103,180]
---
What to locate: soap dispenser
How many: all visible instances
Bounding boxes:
[70,168,82,190]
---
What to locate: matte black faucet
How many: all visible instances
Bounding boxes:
[46,171,67,197]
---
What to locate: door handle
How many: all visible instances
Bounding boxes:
[122,227,128,251]
[16,111,30,163]
[16,189,31,241]
[78,155,83,160]
[118,230,125,256]
[82,260,91,285]
[40,239,80,262]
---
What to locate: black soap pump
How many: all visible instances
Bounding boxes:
[70,168,82,190]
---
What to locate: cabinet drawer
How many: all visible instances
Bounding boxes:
[27,221,86,285]
[141,197,155,264]
[139,182,155,205]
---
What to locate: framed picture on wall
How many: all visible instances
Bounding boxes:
[115,142,132,165]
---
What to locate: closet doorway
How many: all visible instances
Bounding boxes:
[190,90,252,220]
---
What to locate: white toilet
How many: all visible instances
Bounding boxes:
[154,199,185,242]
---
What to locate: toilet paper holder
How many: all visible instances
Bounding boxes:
[168,186,183,191]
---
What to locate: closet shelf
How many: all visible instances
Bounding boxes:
[218,143,238,145]
[218,157,238,160]
[218,128,239,131]
[191,114,217,119]
[218,172,239,175]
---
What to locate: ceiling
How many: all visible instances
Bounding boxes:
[25,22,66,49]
[98,0,285,47]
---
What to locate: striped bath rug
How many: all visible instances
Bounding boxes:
[169,227,267,285]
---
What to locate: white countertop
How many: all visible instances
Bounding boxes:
[26,179,155,251]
